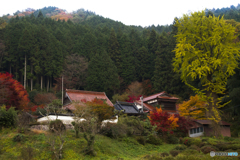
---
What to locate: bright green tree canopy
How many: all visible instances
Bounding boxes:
[173,11,240,95]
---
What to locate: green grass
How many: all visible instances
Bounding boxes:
[0,129,177,160]
[0,129,240,160]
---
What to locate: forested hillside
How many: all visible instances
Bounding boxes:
[1,4,240,111]
[207,4,240,22]
[0,7,189,101]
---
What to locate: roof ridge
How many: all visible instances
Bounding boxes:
[143,91,165,99]
[66,89,106,95]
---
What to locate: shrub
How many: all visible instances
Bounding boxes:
[179,137,183,144]
[49,119,66,133]
[160,152,169,157]
[224,136,234,141]
[117,115,152,136]
[191,138,201,146]
[34,93,57,105]
[147,134,162,145]
[200,145,216,154]
[167,135,179,144]
[28,90,38,103]
[0,106,18,129]
[188,145,200,152]
[216,143,232,151]
[142,154,163,160]
[175,155,202,160]
[201,137,208,142]
[228,144,240,150]
[183,137,192,146]
[13,133,25,142]
[17,111,34,133]
[100,122,128,139]
[182,149,199,155]
[136,136,146,145]
[169,150,180,157]
[175,144,187,151]
[198,142,207,148]
[19,145,34,160]
[207,138,217,146]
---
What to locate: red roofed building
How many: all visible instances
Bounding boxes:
[136,91,231,137]
[63,89,113,111]
[141,91,179,113]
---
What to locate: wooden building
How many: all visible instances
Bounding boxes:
[189,120,231,137]
[142,91,179,113]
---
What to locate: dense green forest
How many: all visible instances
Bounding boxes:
[0,5,240,118]
[0,7,186,99]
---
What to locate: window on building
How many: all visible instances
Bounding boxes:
[190,129,193,134]
[190,127,204,134]
[194,128,196,133]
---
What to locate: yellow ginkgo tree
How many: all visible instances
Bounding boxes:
[173,11,240,135]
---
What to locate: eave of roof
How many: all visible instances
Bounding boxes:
[143,91,179,102]
[193,119,231,126]
[143,91,165,102]
[135,100,155,111]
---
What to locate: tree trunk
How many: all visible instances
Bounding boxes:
[24,54,26,89]
[31,65,33,91]
[41,76,43,91]
[9,65,11,74]
[47,77,49,92]
[206,74,221,137]
[50,76,52,90]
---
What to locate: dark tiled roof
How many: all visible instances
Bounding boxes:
[143,91,179,102]
[114,101,139,114]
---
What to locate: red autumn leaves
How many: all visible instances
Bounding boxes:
[0,72,29,110]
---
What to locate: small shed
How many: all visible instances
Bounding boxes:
[189,120,231,137]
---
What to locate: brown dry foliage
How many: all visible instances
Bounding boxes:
[126,81,143,97]
[34,93,57,105]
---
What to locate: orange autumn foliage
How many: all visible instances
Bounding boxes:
[148,107,179,134]
[178,95,206,119]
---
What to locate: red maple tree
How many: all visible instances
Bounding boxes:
[148,108,179,135]
[0,72,29,110]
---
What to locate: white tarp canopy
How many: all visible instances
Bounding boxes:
[37,115,118,125]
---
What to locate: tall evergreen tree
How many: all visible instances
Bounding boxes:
[108,28,121,72]
[119,34,136,90]
[87,51,119,97]
[18,23,36,89]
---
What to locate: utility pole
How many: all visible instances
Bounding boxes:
[62,76,63,109]
[140,96,143,113]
